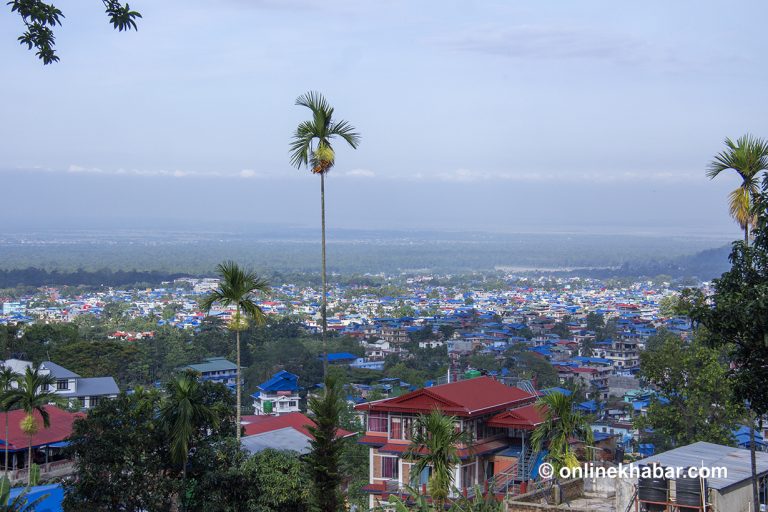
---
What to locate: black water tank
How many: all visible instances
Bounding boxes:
[676,470,705,507]
[638,464,668,504]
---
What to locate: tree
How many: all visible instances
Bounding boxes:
[63,388,176,512]
[635,332,745,451]
[707,134,768,244]
[290,91,361,378]
[200,261,270,442]
[404,410,472,509]
[3,367,64,485]
[240,449,311,512]
[8,0,141,64]
[305,376,347,512]
[531,392,594,474]
[0,369,16,475]
[160,371,220,512]
[693,176,768,507]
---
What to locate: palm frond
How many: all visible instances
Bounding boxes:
[327,119,361,148]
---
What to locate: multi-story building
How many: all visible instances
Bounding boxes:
[183,357,239,389]
[593,338,640,372]
[2,359,119,410]
[251,370,301,415]
[354,377,546,509]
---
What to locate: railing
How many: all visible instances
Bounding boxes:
[6,459,75,483]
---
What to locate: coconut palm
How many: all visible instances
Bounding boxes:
[160,371,219,512]
[531,391,594,475]
[200,261,269,441]
[289,91,360,377]
[404,410,472,509]
[707,134,768,245]
[3,367,64,485]
[0,368,16,475]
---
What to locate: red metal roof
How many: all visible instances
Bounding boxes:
[0,406,83,452]
[487,404,547,431]
[241,412,353,439]
[354,377,536,417]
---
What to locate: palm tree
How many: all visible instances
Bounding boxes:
[200,261,269,441]
[404,410,472,509]
[290,91,360,377]
[3,367,64,485]
[0,369,17,475]
[531,392,594,475]
[707,134,768,245]
[160,371,219,512]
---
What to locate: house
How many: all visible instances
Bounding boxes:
[182,357,239,390]
[251,370,301,415]
[354,376,544,509]
[240,412,354,455]
[615,441,768,512]
[0,406,82,483]
[2,360,119,410]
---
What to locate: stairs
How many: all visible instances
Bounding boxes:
[488,446,541,496]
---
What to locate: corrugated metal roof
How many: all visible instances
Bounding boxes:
[636,441,768,491]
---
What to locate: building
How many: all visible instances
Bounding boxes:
[183,357,239,390]
[615,441,768,512]
[354,376,546,509]
[0,406,82,483]
[240,412,353,455]
[2,360,119,410]
[251,370,301,415]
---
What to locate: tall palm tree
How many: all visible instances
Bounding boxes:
[0,369,17,475]
[707,134,768,245]
[200,261,269,441]
[160,371,219,512]
[3,367,64,485]
[531,392,594,474]
[290,91,360,377]
[404,410,472,509]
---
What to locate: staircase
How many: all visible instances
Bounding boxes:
[488,446,541,496]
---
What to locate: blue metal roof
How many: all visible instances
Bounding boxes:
[257,370,300,392]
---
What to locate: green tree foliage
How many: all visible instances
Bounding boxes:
[200,261,270,441]
[63,389,175,511]
[531,392,594,473]
[8,0,141,64]
[707,134,768,243]
[52,340,148,385]
[305,376,347,512]
[404,410,472,509]
[240,449,312,512]
[635,333,745,451]
[64,380,235,512]
[290,91,360,379]
[694,177,768,506]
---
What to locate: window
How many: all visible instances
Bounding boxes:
[90,396,100,407]
[381,457,399,480]
[390,416,414,440]
[56,380,68,390]
[289,401,297,407]
[460,463,476,489]
[368,412,388,433]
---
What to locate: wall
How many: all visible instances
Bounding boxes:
[505,478,583,509]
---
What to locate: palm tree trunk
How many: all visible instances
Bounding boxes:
[4,413,8,475]
[320,172,328,378]
[27,435,32,486]
[236,328,241,442]
[751,417,758,509]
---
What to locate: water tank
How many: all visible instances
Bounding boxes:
[638,464,668,509]
[464,370,482,379]
[676,470,705,507]
[263,400,273,414]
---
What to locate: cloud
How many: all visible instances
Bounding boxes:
[343,168,375,178]
[434,24,650,65]
[404,169,702,184]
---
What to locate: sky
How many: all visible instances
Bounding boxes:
[2,0,767,238]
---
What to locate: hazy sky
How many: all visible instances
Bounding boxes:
[2,0,767,237]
